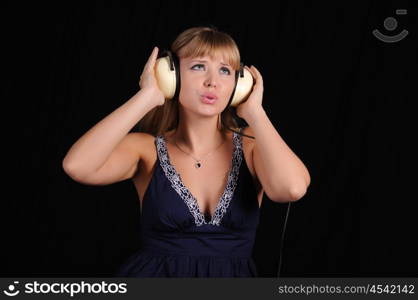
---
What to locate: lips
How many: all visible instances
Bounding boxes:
[201,92,218,100]
[201,95,217,104]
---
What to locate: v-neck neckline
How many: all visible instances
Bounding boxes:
[157,130,243,226]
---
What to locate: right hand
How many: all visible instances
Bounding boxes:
[138,46,165,107]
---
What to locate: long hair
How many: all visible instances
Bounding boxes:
[135,26,249,137]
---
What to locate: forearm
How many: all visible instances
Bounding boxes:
[62,88,157,174]
[245,109,311,199]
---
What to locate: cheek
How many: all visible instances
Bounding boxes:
[178,74,194,97]
[225,78,236,95]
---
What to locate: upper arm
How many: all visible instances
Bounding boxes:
[243,126,281,200]
[75,132,152,186]
[241,126,303,202]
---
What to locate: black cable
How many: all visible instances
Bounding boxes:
[277,202,291,278]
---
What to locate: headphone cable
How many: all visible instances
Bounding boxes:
[277,202,291,278]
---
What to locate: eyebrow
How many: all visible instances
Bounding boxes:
[190,60,231,67]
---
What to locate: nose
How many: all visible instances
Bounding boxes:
[204,71,218,88]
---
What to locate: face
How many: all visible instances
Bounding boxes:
[178,54,236,116]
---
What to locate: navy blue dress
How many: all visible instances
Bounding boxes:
[115,129,260,277]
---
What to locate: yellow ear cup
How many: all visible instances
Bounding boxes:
[230,67,254,107]
[154,56,177,100]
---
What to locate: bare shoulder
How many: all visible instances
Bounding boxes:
[128,131,155,143]
[128,131,156,160]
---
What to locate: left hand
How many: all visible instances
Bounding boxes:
[235,65,264,120]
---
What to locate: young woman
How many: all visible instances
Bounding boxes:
[62,26,310,277]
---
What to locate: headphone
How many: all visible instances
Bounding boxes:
[154,49,254,108]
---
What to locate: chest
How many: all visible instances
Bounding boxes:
[133,133,260,214]
[164,142,234,215]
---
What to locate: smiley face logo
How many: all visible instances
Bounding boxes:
[3,281,20,297]
[373,9,408,43]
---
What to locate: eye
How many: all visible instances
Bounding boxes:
[191,64,232,75]
[191,64,205,70]
[220,67,231,75]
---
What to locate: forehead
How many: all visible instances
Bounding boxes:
[182,54,230,64]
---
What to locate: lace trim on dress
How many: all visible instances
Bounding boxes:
[156,131,243,226]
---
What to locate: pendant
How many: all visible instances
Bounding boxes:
[195,161,201,168]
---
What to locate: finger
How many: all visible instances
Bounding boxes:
[149,47,159,70]
[143,48,154,68]
[244,65,256,79]
[144,47,158,72]
[251,65,262,77]
[250,65,263,83]
[145,47,158,72]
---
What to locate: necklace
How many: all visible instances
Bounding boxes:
[173,135,226,169]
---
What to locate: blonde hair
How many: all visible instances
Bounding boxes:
[135,26,247,137]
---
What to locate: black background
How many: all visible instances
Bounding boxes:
[4,0,417,277]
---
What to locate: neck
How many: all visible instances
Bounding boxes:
[172,112,225,157]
